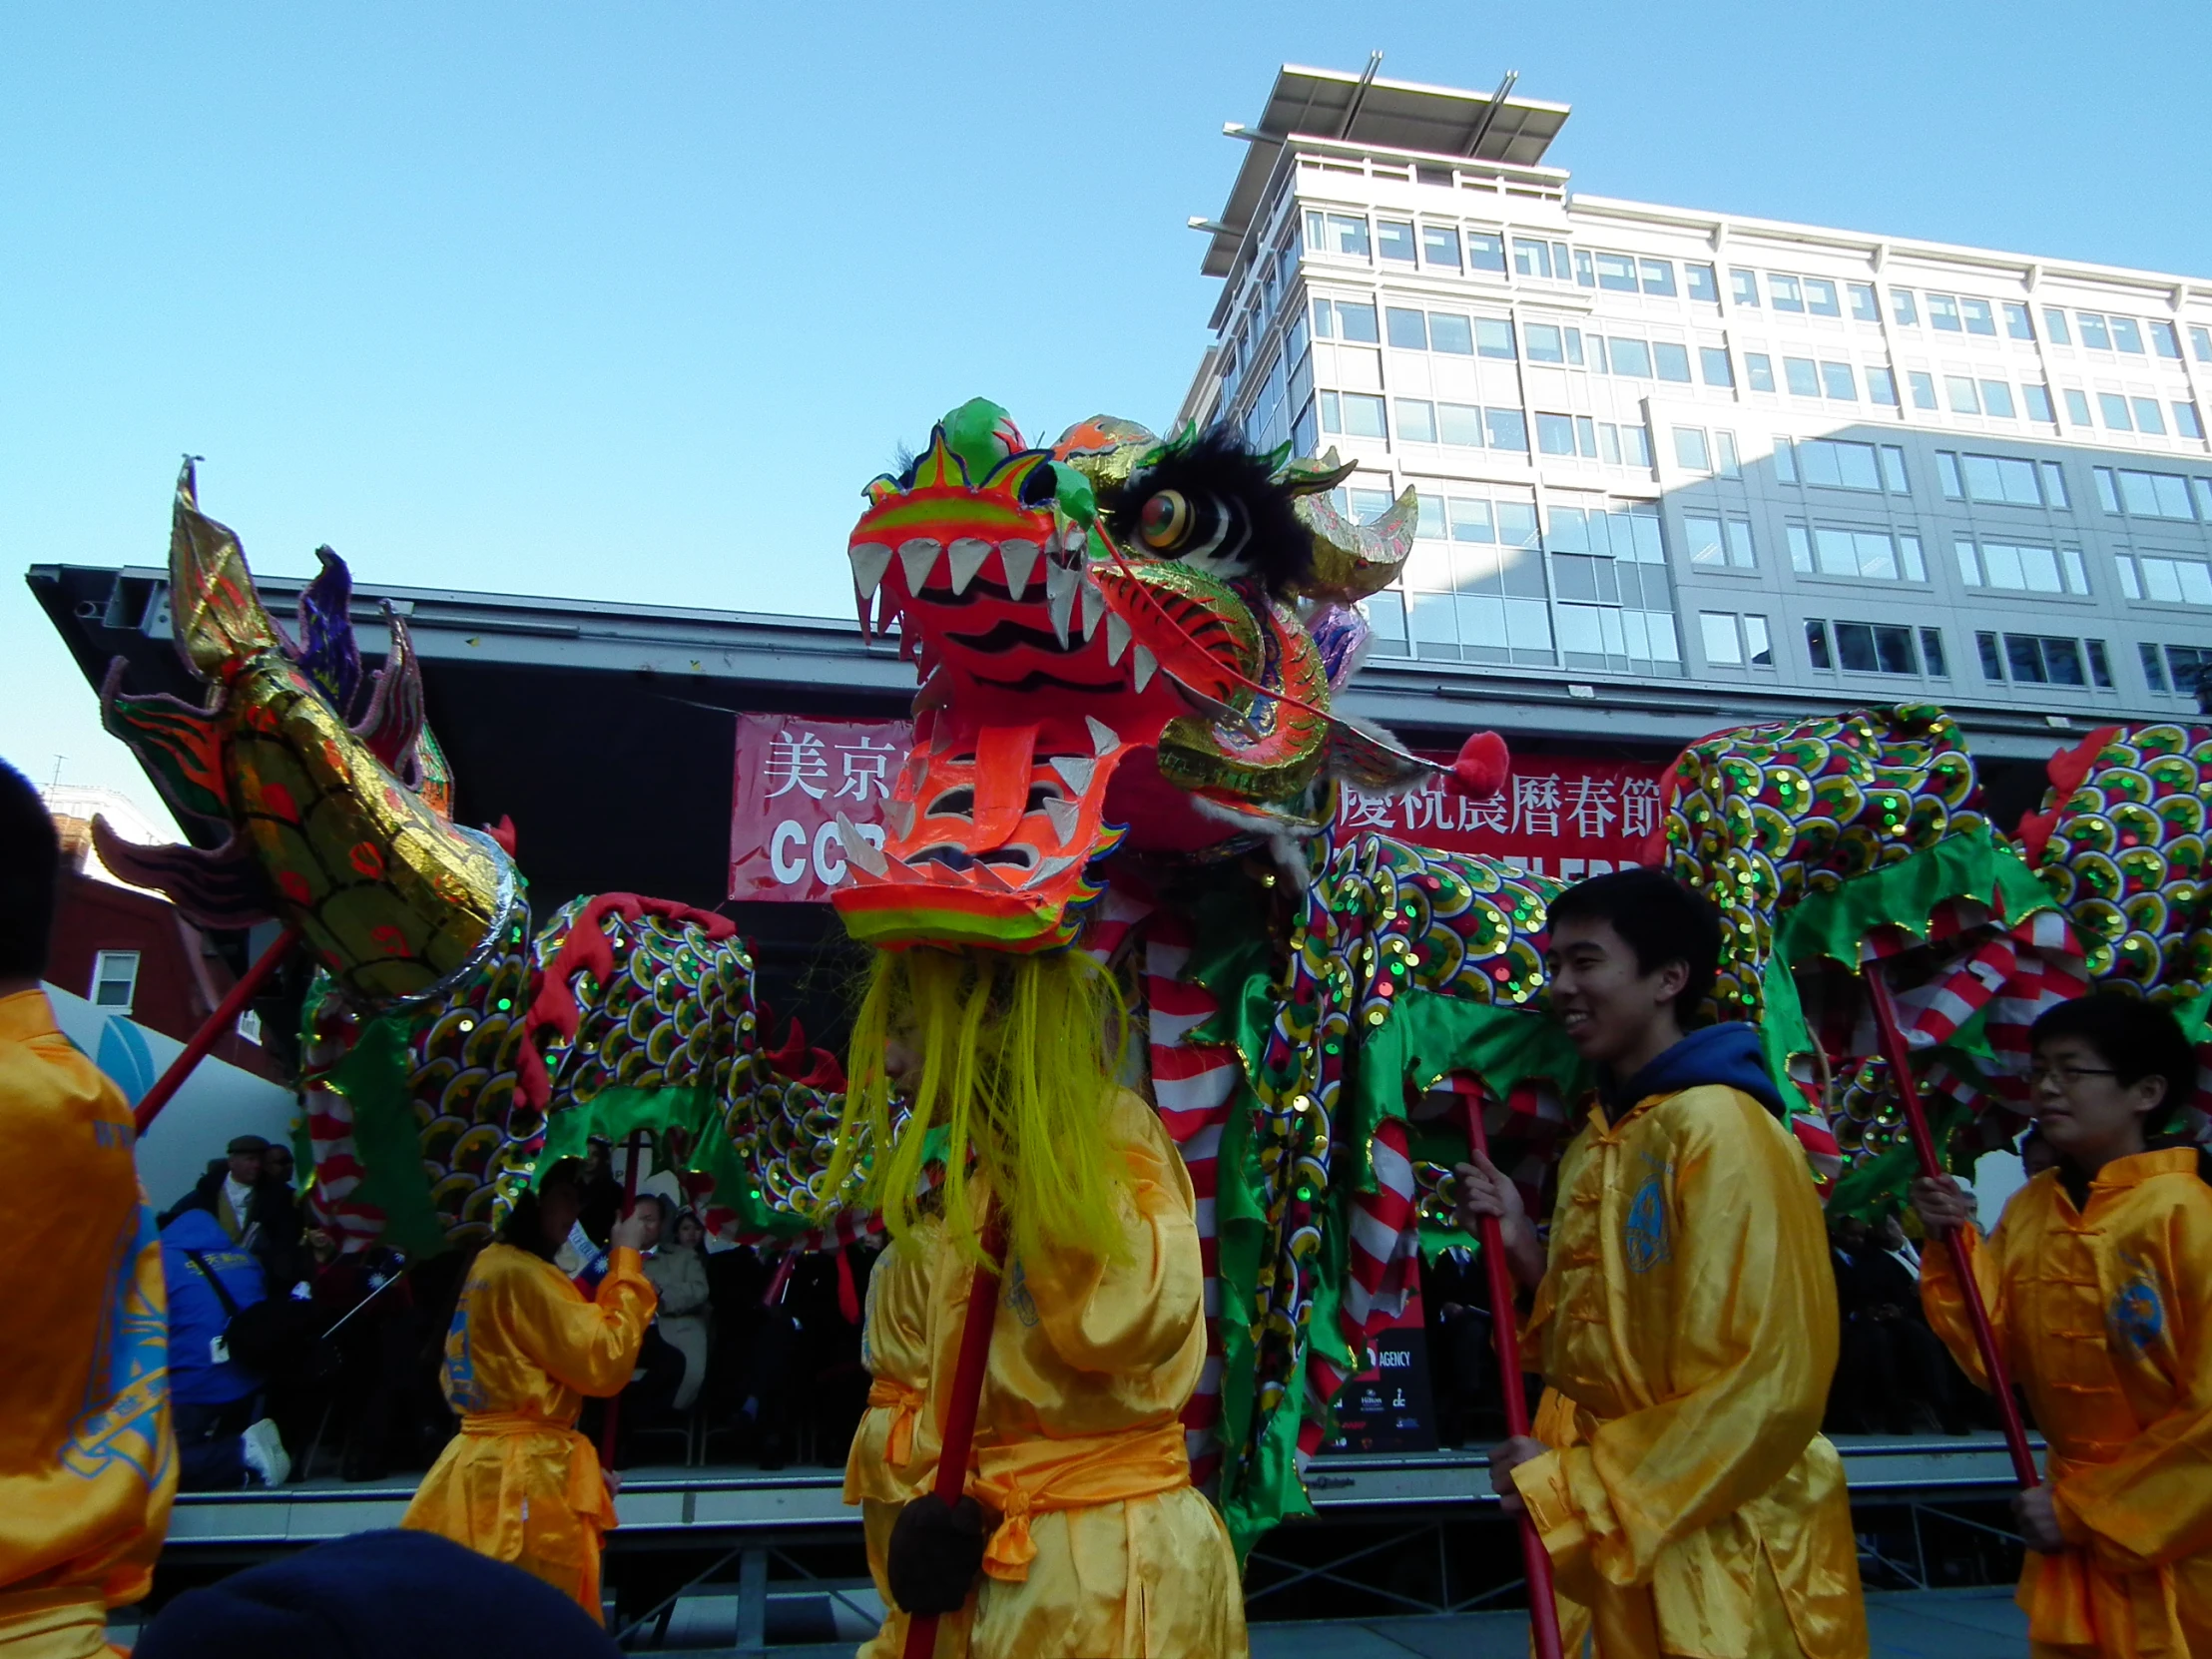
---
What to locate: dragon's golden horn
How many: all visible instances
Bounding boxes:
[170,457,282,680]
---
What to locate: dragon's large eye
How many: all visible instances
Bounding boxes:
[1138,490,1190,550]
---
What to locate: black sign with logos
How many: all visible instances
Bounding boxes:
[1321,1305,1438,1455]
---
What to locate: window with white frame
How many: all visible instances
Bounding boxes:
[92,950,141,1013]
[1698,611,1774,668]
[1787,522,1928,582]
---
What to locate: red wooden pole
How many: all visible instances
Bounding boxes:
[902,1219,1002,1659]
[1464,1096,1566,1659]
[599,1129,647,1468]
[1865,969,2040,1487]
[134,926,300,1135]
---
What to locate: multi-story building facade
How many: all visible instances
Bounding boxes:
[1183,63,2212,728]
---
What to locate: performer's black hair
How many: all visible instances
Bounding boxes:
[1097,426,1313,595]
[499,1158,589,1263]
[1547,866,1722,1020]
[2030,992,2199,1138]
[0,759,59,982]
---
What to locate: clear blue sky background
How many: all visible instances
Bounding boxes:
[5,1,2207,828]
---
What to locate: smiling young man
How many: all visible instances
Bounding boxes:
[1456,867,1865,1658]
[1912,993,2210,1657]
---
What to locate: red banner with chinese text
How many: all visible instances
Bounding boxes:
[1338,754,1667,878]
[730,715,1665,899]
[729,715,911,901]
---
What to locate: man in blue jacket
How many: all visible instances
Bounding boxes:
[162,1209,290,1489]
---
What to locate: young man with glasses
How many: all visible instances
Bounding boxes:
[1912,992,2210,1657]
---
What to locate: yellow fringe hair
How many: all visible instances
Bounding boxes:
[822,947,1132,1271]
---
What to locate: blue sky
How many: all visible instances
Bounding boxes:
[5,1,2207,826]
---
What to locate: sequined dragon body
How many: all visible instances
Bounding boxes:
[100,466,856,1252]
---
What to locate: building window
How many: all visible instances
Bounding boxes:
[1891,287,1919,325]
[1699,346,1734,387]
[1954,536,2086,595]
[1868,366,1899,406]
[1699,611,1773,667]
[1820,361,1858,400]
[2002,302,2035,340]
[2150,319,2181,359]
[1804,277,1841,317]
[1605,335,1654,377]
[1395,399,1438,443]
[2132,555,2212,606]
[1848,282,1880,322]
[1378,220,1416,264]
[2176,403,2206,439]
[1770,274,1805,312]
[1940,451,2045,506]
[1880,446,1910,492]
[1715,431,1741,477]
[1789,436,1891,491]
[1687,263,1719,303]
[1730,268,1760,307]
[1981,380,2016,418]
[1921,628,1948,678]
[2043,308,2072,346]
[2162,644,2212,698]
[1683,512,1755,568]
[1641,259,1678,296]
[92,950,141,1013]
[2133,397,2168,436]
[2110,316,2145,353]
[1538,413,1579,456]
[1807,619,1923,675]
[1789,522,1926,581]
[1672,427,1711,471]
[1385,307,1427,349]
[1930,294,1962,331]
[1745,353,1776,393]
[1426,313,1473,354]
[1594,251,1638,291]
[1960,297,1997,335]
[2094,466,2200,519]
[2042,461,2070,508]
[1467,231,1507,274]
[1476,318,1516,359]
[1908,371,1938,410]
[1979,632,2111,688]
[2023,383,2055,422]
[2079,313,2113,351]
[1784,356,1821,397]
[1654,342,1692,382]
[1945,375,1981,415]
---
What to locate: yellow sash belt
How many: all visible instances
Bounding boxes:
[968,1421,1191,1583]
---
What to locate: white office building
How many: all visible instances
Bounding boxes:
[1182,63,2212,729]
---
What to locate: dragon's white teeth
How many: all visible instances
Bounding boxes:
[999,539,1040,601]
[849,542,892,599]
[1079,579,1105,640]
[1132,644,1159,693]
[1022,852,1077,888]
[1046,561,1077,646]
[1062,522,1089,555]
[1086,715,1118,757]
[971,859,1017,892]
[882,799,915,838]
[897,537,942,591]
[1043,797,1081,845]
[1104,610,1131,665]
[834,813,887,878]
[1049,754,1095,797]
[946,538,992,595]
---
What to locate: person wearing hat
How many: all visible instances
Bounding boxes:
[160,1136,271,1245]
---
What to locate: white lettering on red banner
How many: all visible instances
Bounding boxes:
[731,715,1663,899]
[730,716,913,902]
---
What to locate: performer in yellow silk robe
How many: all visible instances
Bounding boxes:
[871,1090,1247,1659]
[0,764,175,1659]
[402,1160,655,1621]
[1459,870,1865,1658]
[1914,992,2212,1657]
[847,1219,960,1659]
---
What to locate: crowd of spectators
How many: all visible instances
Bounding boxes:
[159,1133,876,1490]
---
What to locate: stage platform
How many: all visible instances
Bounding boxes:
[163,1432,2033,1552]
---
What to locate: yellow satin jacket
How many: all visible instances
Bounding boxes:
[1514,1087,1867,1659]
[0,991,175,1659]
[1923,1147,2212,1657]
[401,1242,654,1620]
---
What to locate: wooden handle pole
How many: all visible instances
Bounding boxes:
[902,1221,1001,1659]
[1464,1097,1565,1659]
[1865,969,2039,1487]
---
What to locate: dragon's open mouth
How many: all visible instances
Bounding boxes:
[828,400,1482,951]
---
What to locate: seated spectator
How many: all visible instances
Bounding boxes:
[161,1134,304,1293]
[133,1528,621,1658]
[1827,1210,1965,1435]
[644,1205,712,1413]
[163,1207,290,1489]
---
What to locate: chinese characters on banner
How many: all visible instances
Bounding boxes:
[729,715,910,902]
[731,714,1667,900]
[1337,754,1667,877]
